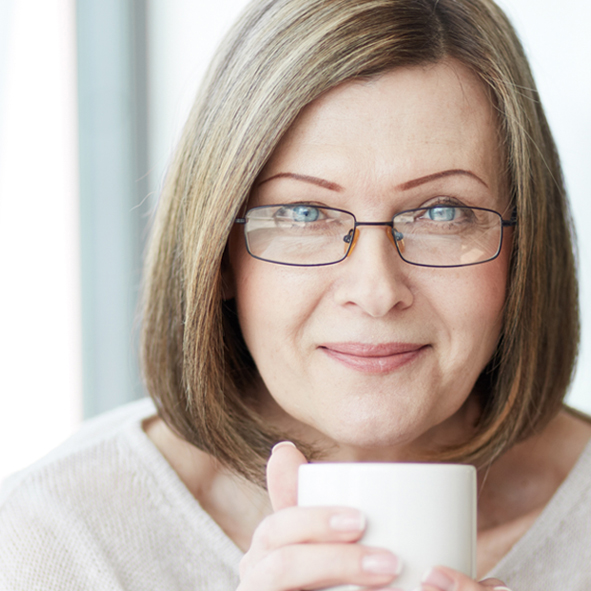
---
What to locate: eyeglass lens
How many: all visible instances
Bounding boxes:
[243,204,503,267]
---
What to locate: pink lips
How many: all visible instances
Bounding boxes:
[319,342,427,373]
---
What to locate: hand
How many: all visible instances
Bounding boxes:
[237,441,402,591]
[417,567,512,591]
[237,442,513,591]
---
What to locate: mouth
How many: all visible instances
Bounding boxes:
[319,342,428,374]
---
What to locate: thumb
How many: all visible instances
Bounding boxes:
[266,441,308,512]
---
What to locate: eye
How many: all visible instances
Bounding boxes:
[276,204,321,222]
[426,206,457,222]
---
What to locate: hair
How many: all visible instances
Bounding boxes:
[140,0,579,486]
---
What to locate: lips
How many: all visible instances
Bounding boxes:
[319,342,428,373]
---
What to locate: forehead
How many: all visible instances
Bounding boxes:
[257,59,505,205]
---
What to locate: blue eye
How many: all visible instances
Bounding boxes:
[427,206,456,222]
[284,205,320,222]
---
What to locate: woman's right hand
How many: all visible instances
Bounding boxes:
[237,442,402,591]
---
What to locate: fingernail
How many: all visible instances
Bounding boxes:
[271,441,296,454]
[493,587,513,591]
[421,567,456,591]
[362,552,402,575]
[329,509,365,531]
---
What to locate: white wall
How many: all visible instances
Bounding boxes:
[147,0,591,413]
[147,0,251,197]
[0,0,82,482]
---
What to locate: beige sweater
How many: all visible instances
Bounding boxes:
[1,399,590,590]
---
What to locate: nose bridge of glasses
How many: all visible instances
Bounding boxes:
[345,221,404,258]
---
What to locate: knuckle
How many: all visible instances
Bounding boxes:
[263,546,295,582]
[251,514,277,551]
[238,554,252,579]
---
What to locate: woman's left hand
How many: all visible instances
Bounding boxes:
[266,442,513,591]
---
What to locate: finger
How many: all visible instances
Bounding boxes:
[266,441,308,511]
[417,567,512,591]
[479,579,512,590]
[239,543,401,591]
[242,505,365,569]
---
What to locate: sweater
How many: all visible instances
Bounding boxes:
[1,398,590,590]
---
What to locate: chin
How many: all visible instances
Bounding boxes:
[317,414,428,453]
[301,399,468,460]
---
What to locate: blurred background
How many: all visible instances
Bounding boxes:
[0,0,589,482]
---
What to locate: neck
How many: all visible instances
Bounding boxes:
[143,415,272,551]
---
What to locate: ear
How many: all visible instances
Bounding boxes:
[221,245,236,301]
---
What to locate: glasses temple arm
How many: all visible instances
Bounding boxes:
[501,208,518,227]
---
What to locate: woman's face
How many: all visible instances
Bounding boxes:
[228,60,512,458]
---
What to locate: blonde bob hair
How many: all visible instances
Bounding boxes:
[141,0,578,485]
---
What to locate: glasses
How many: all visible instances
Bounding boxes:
[235,204,516,268]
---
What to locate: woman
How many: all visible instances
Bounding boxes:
[1,0,590,589]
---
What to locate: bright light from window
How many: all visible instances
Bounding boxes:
[0,0,82,482]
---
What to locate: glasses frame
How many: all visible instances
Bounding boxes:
[235,204,517,268]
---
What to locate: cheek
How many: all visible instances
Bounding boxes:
[230,247,322,364]
[428,247,509,367]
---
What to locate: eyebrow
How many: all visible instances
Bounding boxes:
[257,168,488,193]
[396,169,489,190]
[257,172,344,192]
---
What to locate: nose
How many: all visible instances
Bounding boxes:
[333,225,414,317]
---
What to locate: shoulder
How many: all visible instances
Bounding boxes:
[0,398,241,590]
[0,397,158,505]
[0,399,154,588]
[487,409,591,588]
[500,434,591,589]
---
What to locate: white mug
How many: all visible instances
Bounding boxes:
[298,462,477,591]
